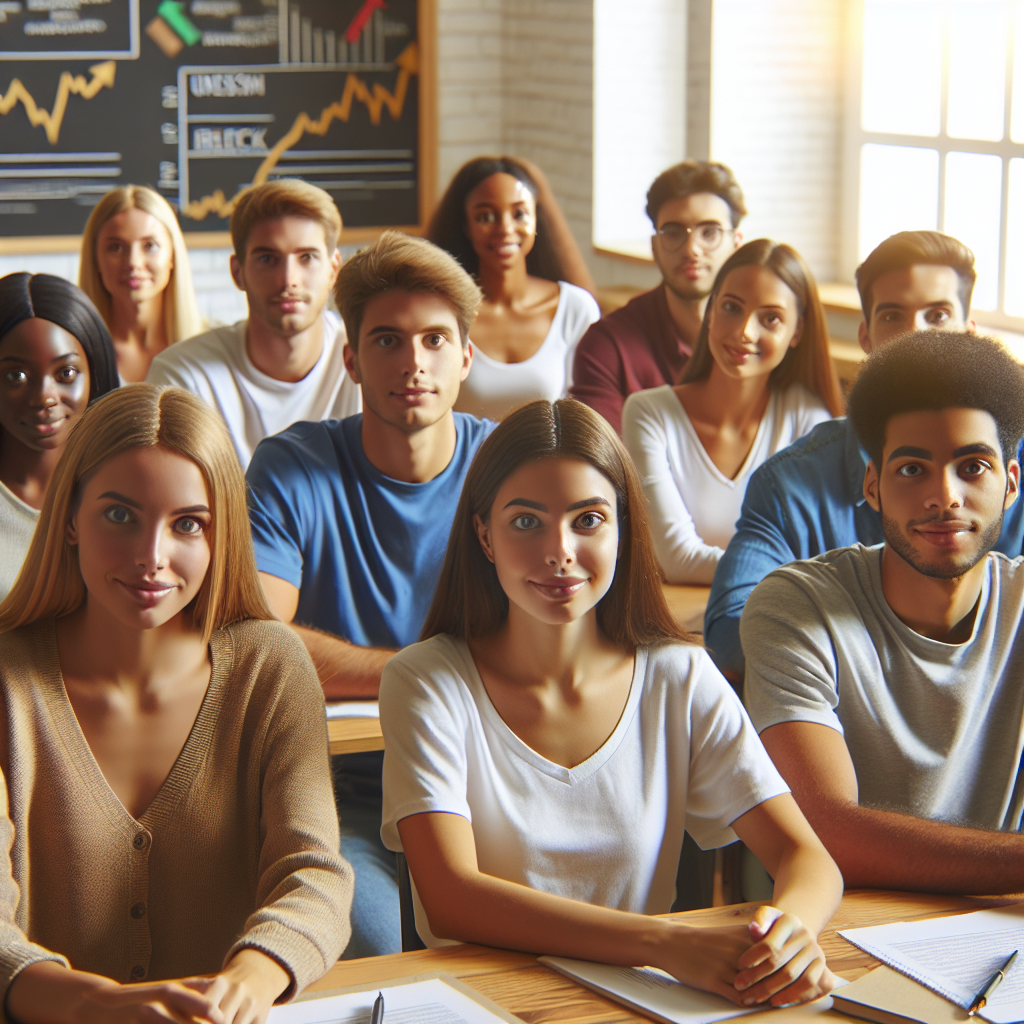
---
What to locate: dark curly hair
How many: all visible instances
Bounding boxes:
[645,160,747,228]
[0,272,119,401]
[847,330,1024,466]
[426,156,566,281]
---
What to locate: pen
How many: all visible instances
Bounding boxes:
[968,950,1018,1016]
[370,991,385,1024]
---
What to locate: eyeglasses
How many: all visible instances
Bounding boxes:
[654,221,731,254]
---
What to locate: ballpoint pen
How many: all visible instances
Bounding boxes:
[968,950,1018,1016]
[370,991,385,1024]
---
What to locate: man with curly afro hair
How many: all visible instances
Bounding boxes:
[741,330,1024,896]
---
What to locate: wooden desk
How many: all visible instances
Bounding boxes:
[662,583,711,633]
[327,714,383,756]
[306,890,1023,1023]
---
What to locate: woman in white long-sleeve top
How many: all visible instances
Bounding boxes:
[622,239,843,584]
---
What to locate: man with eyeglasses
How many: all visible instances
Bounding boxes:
[570,161,745,432]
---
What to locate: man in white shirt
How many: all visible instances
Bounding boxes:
[147,180,360,467]
[742,330,1024,894]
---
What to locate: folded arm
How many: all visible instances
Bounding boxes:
[399,808,834,1008]
[760,721,1024,893]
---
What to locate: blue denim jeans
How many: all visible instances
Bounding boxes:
[332,752,401,959]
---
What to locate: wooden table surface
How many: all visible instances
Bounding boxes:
[305,890,1022,1023]
[325,584,712,756]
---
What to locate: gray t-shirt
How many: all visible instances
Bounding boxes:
[741,543,1024,832]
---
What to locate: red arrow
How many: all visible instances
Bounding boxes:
[346,0,386,44]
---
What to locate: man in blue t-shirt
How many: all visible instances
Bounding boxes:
[247,230,493,958]
[705,229,1024,682]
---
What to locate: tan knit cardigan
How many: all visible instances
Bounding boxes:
[0,617,352,1016]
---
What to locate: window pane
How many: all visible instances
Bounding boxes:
[1011,1,1024,141]
[1003,159,1024,315]
[944,152,1003,312]
[947,0,1007,141]
[862,0,941,136]
[859,144,939,261]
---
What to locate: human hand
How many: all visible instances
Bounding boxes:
[5,960,229,1024]
[183,948,290,1024]
[733,905,837,1007]
[657,921,760,1003]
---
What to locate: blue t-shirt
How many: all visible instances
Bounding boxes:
[246,412,494,648]
[705,417,1024,682]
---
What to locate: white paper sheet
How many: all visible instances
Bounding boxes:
[325,701,380,720]
[269,976,518,1024]
[839,905,1024,1024]
[539,956,844,1024]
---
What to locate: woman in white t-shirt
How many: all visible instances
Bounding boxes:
[427,158,600,420]
[622,240,844,584]
[380,398,842,1008]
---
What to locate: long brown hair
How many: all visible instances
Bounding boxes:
[680,238,844,416]
[421,399,696,648]
[0,384,274,641]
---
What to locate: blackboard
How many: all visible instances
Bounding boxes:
[0,0,435,245]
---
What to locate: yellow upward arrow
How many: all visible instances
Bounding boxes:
[0,61,117,145]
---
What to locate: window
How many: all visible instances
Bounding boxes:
[845,0,1024,326]
[591,0,686,260]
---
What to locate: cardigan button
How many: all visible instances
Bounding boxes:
[132,833,148,850]
[130,902,146,919]
[130,965,146,980]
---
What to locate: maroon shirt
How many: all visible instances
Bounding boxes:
[569,284,691,433]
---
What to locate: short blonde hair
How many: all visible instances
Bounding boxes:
[0,384,274,642]
[79,185,203,345]
[335,230,482,348]
[230,179,342,259]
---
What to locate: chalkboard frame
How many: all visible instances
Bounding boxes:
[0,0,437,256]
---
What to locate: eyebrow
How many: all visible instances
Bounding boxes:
[0,352,80,364]
[501,496,612,512]
[887,445,931,462]
[954,443,999,459]
[873,300,954,313]
[365,324,453,336]
[96,491,210,514]
[250,246,321,255]
[720,291,785,310]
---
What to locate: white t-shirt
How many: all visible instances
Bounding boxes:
[622,383,833,584]
[455,282,600,421]
[380,634,788,947]
[0,479,38,601]
[743,544,1024,833]
[145,311,361,467]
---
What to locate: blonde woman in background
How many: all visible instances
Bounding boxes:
[79,186,203,381]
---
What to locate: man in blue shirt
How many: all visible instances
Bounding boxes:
[705,230,1024,682]
[247,231,493,957]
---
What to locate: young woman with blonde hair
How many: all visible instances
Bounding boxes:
[380,398,842,1008]
[79,186,203,381]
[0,384,351,1024]
[622,239,843,584]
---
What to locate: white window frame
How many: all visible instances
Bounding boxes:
[840,0,1024,332]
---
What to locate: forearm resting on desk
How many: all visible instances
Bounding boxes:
[762,721,1024,894]
[398,811,834,1009]
[258,572,394,699]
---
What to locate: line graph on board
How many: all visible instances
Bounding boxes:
[180,40,419,222]
[0,62,117,146]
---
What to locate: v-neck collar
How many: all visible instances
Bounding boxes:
[673,386,776,486]
[452,636,647,784]
[35,619,232,832]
